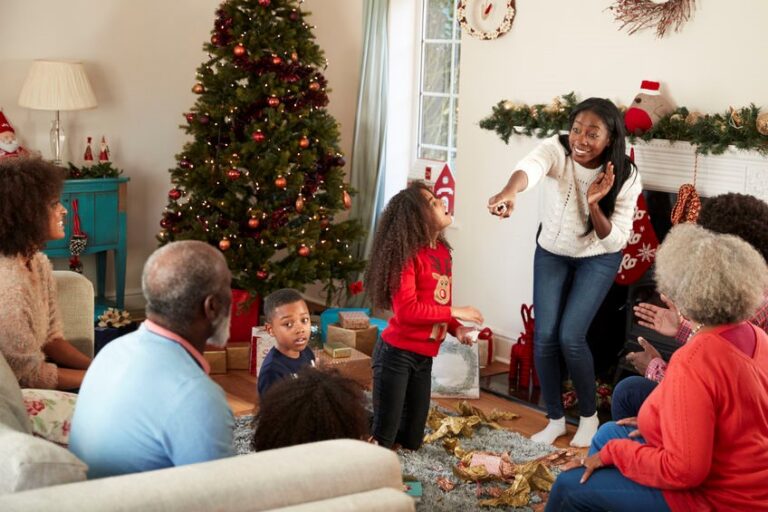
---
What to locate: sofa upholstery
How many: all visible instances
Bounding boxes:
[0,271,413,511]
[53,270,95,358]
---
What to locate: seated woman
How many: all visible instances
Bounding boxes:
[252,367,369,452]
[546,224,768,511]
[0,157,91,390]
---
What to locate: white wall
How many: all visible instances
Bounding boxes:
[0,0,362,308]
[450,0,768,344]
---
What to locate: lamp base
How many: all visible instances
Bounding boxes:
[49,112,67,166]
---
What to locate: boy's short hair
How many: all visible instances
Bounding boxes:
[263,288,305,321]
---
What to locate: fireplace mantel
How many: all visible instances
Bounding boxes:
[631,139,768,201]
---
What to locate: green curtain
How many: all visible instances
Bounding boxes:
[347,0,389,306]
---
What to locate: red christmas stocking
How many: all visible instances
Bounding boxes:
[616,193,659,285]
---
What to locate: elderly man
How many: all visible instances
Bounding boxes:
[70,241,235,478]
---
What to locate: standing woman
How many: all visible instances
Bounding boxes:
[488,98,641,446]
[0,157,91,389]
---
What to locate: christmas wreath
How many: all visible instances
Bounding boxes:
[456,0,516,41]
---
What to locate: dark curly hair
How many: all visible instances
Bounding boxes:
[263,288,305,322]
[698,192,768,262]
[251,367,369,452]
[0,157,65,258]
[365,181,451,309]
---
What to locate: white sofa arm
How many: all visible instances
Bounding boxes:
[53,271,94,358]
[0,439,414,512]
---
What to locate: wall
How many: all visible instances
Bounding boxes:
[449,0,768,349]
[0,0,362,308]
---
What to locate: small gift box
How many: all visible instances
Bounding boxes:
[226,342,250,370]
[203,349,227,374]
[323,342,351,359]
[326,324,378,356]
[250,326,277,376]
[94,308,138,356]
[338,311,370,330]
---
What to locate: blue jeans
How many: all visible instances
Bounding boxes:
[611,376,659,421]
[533,245,622,418]
[546,422,671,511]
[371,340,433,449]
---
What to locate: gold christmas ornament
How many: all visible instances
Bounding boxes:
[502,100,515,110]
[756,112,768,136]
[342,190,352,209]
[218,238,231,251]
[191,83,205,94]
[670,113,683,122]
[295,195,305,213]
[685,111,703,125]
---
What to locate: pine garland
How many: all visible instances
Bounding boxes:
[479,92,768,156]
[66,161,124,179]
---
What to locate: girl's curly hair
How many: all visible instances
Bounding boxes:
[0,157,65,258]
[364,182,451,310]
[698,193,768,263]
[251,367,369,451]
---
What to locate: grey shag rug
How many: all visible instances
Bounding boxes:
[233,406,559,511]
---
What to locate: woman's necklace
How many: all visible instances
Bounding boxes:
[689,323,704,340]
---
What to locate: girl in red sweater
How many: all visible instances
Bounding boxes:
[547,224,768,512]
[365,182,484,449]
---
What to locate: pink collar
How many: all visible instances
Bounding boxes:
[143,320,210,374]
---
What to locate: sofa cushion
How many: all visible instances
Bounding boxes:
[0,423,87,494]
[21,389,77,446]
[0,354,31,434]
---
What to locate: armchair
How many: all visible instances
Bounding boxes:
[53,270,94,358]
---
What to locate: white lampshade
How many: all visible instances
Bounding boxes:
[18,60,97,111]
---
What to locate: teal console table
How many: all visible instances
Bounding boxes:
[43,178,129,309]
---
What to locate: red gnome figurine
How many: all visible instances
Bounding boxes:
[624,80,673,135]
[509,304,538,389]
[0,111,27,159]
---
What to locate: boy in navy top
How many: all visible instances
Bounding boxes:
[257,288,316,397]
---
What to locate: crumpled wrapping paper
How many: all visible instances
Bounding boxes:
[424,401,519,444]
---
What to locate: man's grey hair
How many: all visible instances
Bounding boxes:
[142,241,231,327]
[655,224,768,326]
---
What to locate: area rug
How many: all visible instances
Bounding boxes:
[233,408,562,511]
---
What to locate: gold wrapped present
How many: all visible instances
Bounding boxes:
[327,323,378,356]
[225,342,250,370]
[323,342,351,358]
[203,349,227,374]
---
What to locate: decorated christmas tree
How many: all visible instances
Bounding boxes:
[159,0,364,303]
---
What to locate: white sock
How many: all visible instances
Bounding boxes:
[530,417,567,445]
[570,413,600,447]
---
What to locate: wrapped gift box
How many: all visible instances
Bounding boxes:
[338,311,370,330]
[251,326,278,376]
[226,342,250,370]
[327,324,378,356]
[317,347,372,389]
[203,349,227,375]
[323,342,351,358]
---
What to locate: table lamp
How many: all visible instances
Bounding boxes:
[18,60,98,165]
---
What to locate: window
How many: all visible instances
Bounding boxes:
[417,0,461,171]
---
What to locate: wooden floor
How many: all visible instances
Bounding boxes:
[212,360,579,449]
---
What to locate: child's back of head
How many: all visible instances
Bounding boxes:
[251,367,370,451]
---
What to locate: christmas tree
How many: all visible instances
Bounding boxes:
[159,0,365,303]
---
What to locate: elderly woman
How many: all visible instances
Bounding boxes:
[546,224,768,511]
[0,157,91,389]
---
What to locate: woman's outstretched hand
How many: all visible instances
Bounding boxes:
[487,191,516,218]
[587,162,615,205]
[633,294,681,337]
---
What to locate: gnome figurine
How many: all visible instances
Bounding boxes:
[624,80,673,135]
[0,111,27,159]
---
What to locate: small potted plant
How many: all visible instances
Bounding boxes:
[94,308,137,355]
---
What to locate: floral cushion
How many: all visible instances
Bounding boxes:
[21,389,77,446]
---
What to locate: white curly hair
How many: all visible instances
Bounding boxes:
[655,223,768,326]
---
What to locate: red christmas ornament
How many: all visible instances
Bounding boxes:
[308,81,320,91]
[298,245,310,257]
[179,158,191,169]
[271,55,282,65]
[267,96,280,108]
[218,239,231,251]
[258,0,271,6]
[256,269,269,280]
[160,218,171,229]
[233,44,246,57]
[343,190,352,210]
[227,168,241,181]
[197,114,210,125]
[320,217,330,228]
[168,188,182,200]
[290,52,298,62]
[298,136,310,149]
[248,217,260,229]
[184,112,196,122]
[275,176,287,188]
[289,10,299,21]
[211,34,220,46]
[295,195,305,213]
[191,83,205,94]
[251,130,265,143]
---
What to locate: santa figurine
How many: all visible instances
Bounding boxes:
[0,111,27,159]
[98,135,110,162]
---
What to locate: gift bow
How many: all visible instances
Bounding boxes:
[477,327,493,340]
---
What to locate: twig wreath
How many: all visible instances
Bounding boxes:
[609,0,696,38]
